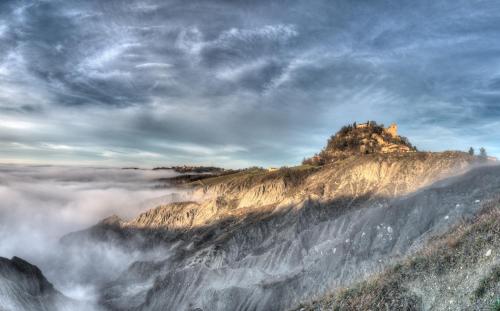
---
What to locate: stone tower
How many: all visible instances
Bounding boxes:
[386,123,398,137]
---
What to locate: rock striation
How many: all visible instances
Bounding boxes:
[64,148,500,311]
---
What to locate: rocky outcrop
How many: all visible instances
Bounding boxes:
[128,202,204,230]
[95,152,472,241]
[303,121,417,165]
[91,162,500,311]
[0,256,92,311]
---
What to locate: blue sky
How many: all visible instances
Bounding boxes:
[0,0,500,168]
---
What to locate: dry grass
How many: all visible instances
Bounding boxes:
[295,201,500,311]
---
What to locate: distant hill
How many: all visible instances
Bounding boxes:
[153,165,228,173]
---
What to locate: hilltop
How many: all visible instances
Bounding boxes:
[304,121,417,165]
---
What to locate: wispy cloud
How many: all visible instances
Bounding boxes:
[1,0,500,166]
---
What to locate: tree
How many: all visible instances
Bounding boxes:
[479,147,487,161]
[468,147,475,156]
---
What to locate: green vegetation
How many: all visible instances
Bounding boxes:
[474,266,500,298]
[480,147,488,161]
[492,298,500,311]
[303,121,417,165]
[469,147,475,156]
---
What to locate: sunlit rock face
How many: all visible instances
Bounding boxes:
[5,150,498,311]
[60,151,500,311]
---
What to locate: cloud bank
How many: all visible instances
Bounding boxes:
[0,164,181,301]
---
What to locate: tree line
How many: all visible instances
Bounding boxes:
[468,147,488,160]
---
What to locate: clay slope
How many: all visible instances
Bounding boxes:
[296,202,500,311]
[59,151,500,311]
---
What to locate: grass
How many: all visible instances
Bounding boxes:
[294,202,500,311]
[474,265,500,298]
[492,298,500,311]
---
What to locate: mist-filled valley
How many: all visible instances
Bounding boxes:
[1,139,499,310]
[0,165,185,303]
[2,0,500,310]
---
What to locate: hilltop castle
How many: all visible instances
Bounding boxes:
[356,122,398,138]
[303,121,416,165]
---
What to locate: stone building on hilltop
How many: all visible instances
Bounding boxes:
[303,121,416,165]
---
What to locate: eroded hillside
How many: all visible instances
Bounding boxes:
[3,124,499,311]
[296,201,500,311]
[58,149,500,311]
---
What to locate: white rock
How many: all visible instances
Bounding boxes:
[444,215,449,220]
[475,199,480,203]
[485,249,492,257]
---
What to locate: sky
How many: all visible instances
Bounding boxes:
[1,0,500,168]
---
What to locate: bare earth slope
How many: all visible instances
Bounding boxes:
[296,202,500,311]
[5,150,497,311]
[57,151,500,311]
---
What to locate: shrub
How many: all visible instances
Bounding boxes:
[474,266,500,298]
[492,298,500,311]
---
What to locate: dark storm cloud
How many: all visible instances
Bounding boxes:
[1,0,500,166]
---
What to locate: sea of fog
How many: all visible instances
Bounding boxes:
[0,164,185,301]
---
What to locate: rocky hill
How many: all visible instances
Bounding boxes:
[3,122,499,311]
[59,146,500,311]
[304,121,416,165]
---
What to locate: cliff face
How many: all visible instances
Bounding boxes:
[59,150,500,311]
[119,152,472,235]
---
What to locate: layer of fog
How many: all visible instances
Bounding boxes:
[0,164,186,302]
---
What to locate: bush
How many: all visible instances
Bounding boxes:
[474,266,500,298]
[492,298,500,311]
